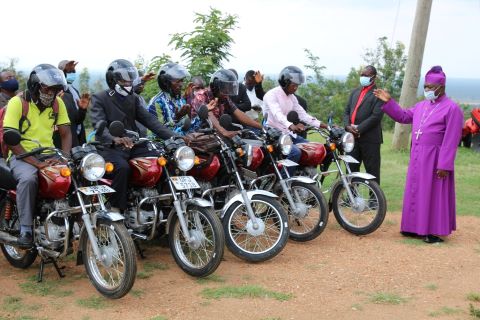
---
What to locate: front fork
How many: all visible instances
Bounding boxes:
[331,155,359,209]
[269,153,301,214]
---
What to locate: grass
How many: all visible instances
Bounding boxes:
[368,291,408,305]
[351,303,363,311]
[150,316,168,320]
[310,130,480,216]
[136,271,153,279]
[143,261,169,272]
[424,283,438,291]
[399,238,429,246]
[76,296,109,310]
[130,289,145,298]
[470,304,480,318]
[428,306,463,317]
[467,292,480,302]
[201,285,293,301]
[19,275,73,297]
[196,274,226,284]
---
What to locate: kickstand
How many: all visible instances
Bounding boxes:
[134,240,146,259]
[37,258,65,282]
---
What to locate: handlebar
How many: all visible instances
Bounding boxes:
[15,147,57,160]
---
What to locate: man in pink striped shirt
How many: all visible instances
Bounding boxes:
[264,66,327,172]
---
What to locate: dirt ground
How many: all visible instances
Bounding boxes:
[1,212,479,320]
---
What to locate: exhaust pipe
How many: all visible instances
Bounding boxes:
[0,230,19,246]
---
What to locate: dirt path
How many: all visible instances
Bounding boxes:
[1,212,479,320]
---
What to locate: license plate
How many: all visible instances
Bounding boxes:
[170,176,200,190]
[78,185,116,195]
[338,155,360,164]
[277,159,298,167]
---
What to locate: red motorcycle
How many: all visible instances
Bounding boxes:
[287,111,387,235]
[0,129,136,299]
[105,122,224,277]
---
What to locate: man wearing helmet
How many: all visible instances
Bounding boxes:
[90,59,176,212]
[190,69,262,137]
[263,66,327,170]
[3,64,72,247]
[147,63,193,134]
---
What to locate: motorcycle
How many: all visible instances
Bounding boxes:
[219,115,329,242]
[287,111,387,235]
[106,121,224,277]
[0,129,136,299]
[187,106,289,262]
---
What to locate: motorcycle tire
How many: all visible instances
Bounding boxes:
[223,194,289,262]
[331,177,387,235]
[80,221,137,299]
[282,181,329,242]
[169,205,224,277]
[0,197,37,268]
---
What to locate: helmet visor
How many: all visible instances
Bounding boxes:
[289,72,306,85]
[112,66,139,84]
[36,68,67,91]
[166,64,190,80]
[217,80,239,96]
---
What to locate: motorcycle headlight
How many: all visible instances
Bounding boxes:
[245,144,253,167]
[341,132,355,153]
[80,153,106,181]
[278,134,293,155]
[175,146,195,171]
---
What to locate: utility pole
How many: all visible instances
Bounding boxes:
[392,0,433,150]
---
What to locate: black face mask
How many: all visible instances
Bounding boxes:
[0,78,19,92]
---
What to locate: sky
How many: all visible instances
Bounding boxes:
[1,0,479,79]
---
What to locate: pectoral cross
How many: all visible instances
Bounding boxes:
[414,129,422,140]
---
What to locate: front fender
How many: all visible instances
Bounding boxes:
[184,198,212,208]
[285,176,316,185]
[346,172,376,181]
[96,211,125,222]
[221,190,278,218]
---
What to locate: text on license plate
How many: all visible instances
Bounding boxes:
[78,185,116,195]
[170,176,200,190]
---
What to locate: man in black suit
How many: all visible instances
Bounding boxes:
[343,65,384,184]
[228,68,251,112]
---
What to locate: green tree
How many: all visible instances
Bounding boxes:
[169,7,238,81]
[78,67,90,94]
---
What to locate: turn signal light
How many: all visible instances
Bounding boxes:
[105,162,114,173]
[329,143,337,151]
[157,156,167,166]
[194,156,201,165]
[60,167,71,177]
[236,148,245,157]
[266,145,274,153]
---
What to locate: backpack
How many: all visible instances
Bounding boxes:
[0,94,59,158]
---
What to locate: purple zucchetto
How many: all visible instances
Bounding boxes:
[425,66,446,85]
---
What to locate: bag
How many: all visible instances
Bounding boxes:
[186,132,222,154]
[0,95,59,158]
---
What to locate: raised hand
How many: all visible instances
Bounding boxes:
[77,93,91,110]
[254,71,264,84]
[373,89,391,102]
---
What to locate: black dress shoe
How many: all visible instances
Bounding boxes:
[400,231,419,238]
[17,232,33,248]
[424,235,444,244]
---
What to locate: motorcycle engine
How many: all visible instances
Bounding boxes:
[36,217,66,249]
[299,166,318,179]
[126,208,156,232]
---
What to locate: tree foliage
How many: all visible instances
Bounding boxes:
[78,67,90,94]
[169,7,238,81]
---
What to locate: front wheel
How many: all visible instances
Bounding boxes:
[331,177,386,235]
[0,197,38,268]
[169,206,224,277]
[223,195,289,262]
[80,221,137,299]
[282,182,329,242]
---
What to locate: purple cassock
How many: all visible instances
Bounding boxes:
[382,94,463,236]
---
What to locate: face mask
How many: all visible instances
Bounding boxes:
[424,89,438,101]
[65,72,77,84]
[0,78,19,92]
[115,84,132,96]
[359,76,372,87]
[39,91,55,106]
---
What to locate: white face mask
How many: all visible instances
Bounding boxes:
[424,89,438,101]
[359,76,372,87]
[115,84,132,96]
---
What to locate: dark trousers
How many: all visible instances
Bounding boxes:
[347,141,381,184]
[100,144,158,210]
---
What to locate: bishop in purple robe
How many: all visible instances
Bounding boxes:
[374,66,464,243]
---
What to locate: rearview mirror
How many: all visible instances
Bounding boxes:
[109,121,125,137]
[3,129,21,146]
[287,111,300,125]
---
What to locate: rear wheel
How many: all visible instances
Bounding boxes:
[0,197,37,268]
[282,182,328,242]
[169,206,224,277]
[331,178,386,235]
[223,195,289,262]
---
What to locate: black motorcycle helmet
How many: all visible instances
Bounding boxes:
[278,66,305,88]
[157,63,190,97]
[209,69,239,97]
[105,59,138,93]
[27,64,67,105]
